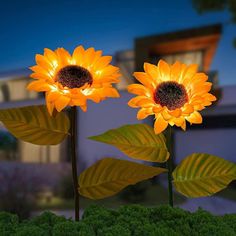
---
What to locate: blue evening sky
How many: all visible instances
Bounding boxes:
[0,0,235,85]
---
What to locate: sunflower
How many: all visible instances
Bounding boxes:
[27,46,120,115]
[127,60,216,134]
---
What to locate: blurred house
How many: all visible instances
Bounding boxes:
[114,24,236,165]
[0,24,236,213]
[0,69,68,163]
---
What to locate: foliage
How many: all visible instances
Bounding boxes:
[89,124,169,162]
[192,0,236,47]
[0,205,236,235]
[85,124,236,200]
[79,157,166,199]
[172,153,236,197]
[0,105,70,145]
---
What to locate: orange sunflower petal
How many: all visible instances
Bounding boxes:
[144,63,159,83]
[154,114,168,134]
[35,54,53,71]
[54,95,71,112]
[55,48,71,66]
[157,60,170,81]
[27,80,51,92]
[44,48,58,63]
[128,59,216,133]
[137,107,153,120]
[133,72,155,89]
[127,84,151,96]
[186,111,202,124]
[170,61,181,81]
[29,46,119,114]
[46,100,55,116]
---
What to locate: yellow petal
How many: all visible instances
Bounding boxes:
[83,47,96,68]
[94,56,112,70]
[72,97,86,106]
[191,73,208,83]
[152,105,163,113]
[88,93,101,103]
[44,48,58,63]
[46,101,55,116]
[133,72,155,89]
[154,114,168,134]
[30,72,51,81]
[161,109,172,121]
[157,60,170,81]
[72,45,85,65]
[30,65,49,75]
[182,104,194,115]
[128,96,147,108]
[102,88,120,98]
[27,80,50,92]
[170,61,181,81]
[137,108,152,120]
[80,105,87,112]
[55,48,71,66]
[181,64,198,84]
[47,91,61,102]
[168,108,182,118]
[186,111,202,124]
[144,63,159,82]
[54,95,71,112]
[181,120,186,131]
[172,117,185,126]
[35,54,52,71]
[203,93,217,102]
[127,84,151,96]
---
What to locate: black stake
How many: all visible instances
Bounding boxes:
[70,106,80,220]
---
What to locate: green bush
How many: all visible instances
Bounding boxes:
[0,205,236,235]
[15,226,46,236]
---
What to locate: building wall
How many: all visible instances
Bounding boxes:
[77,88,236,172]
[77,91,142,172]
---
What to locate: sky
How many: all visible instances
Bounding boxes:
[0,0,235,85]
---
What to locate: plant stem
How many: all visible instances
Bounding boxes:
[166,126,174,207]
[70,106,80,221]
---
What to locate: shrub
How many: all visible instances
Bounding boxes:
[15,226,46,236]
[52,221,95,236]
[0,212,19,235]
[0,205,235,235]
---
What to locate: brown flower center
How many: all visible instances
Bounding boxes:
[56,65,93,89]
[154,81,188,110]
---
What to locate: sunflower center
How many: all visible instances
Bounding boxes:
[56,65,93,89]
[154,81,188,110]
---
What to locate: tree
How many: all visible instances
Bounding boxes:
[192,0,236,47]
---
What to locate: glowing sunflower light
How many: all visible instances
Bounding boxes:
[27,46,120,115]
[128,60,216,134]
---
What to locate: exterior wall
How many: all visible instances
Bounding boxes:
[77,91,141,172]
[77,87,236,171]
[175,128,236,164]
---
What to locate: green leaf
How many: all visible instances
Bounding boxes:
[79,157,167,199]
[88,124,169,163]
[172,153,236,198]
[0,105,70,145]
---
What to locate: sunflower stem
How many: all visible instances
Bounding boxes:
[166,126,174,207]
[70,106,80,221]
